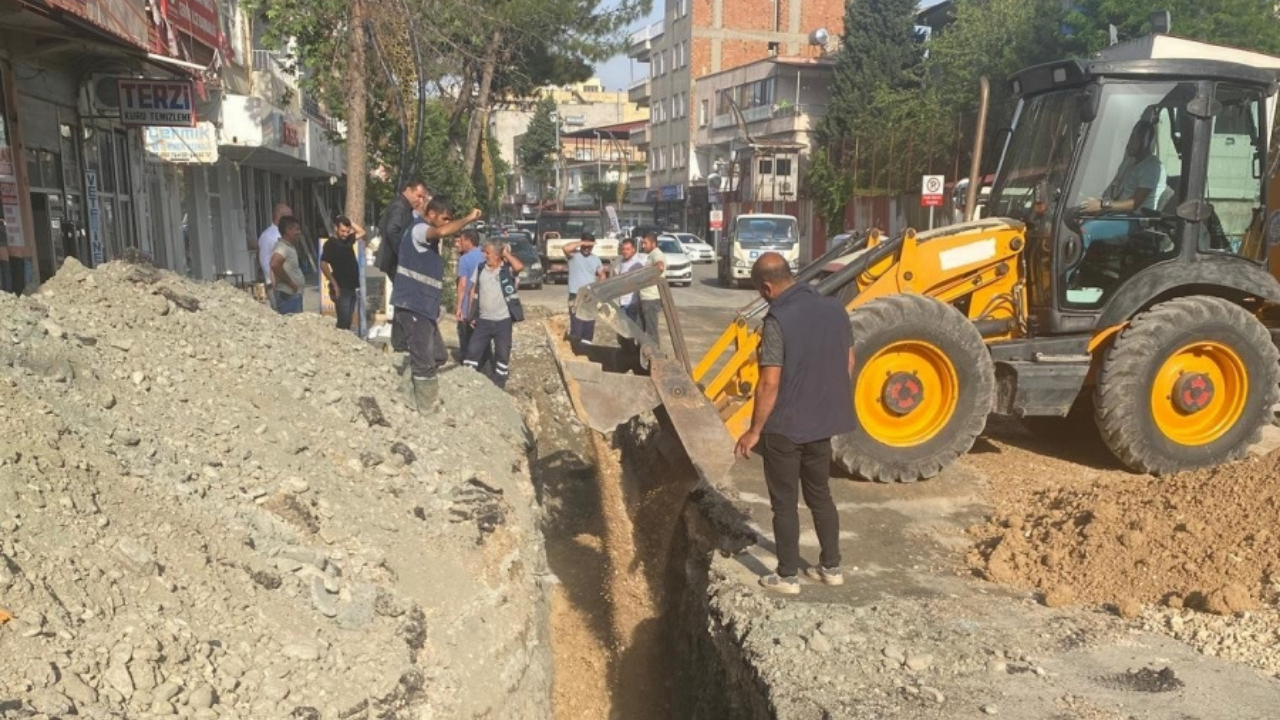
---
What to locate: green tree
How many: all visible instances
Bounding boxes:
[1061,0,1280,56]
[804,148,856,235]
[519,97,560,197]
[819,0,925,148]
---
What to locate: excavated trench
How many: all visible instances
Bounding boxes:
[514,317,772,720]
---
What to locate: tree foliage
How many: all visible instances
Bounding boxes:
[518,97,560,196]
[1061,0,1280,56]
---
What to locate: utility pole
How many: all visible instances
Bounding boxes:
[592,130,604,208]
[550,110,562,206]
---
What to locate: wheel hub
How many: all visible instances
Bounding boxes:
[1173,372,1215,414]
[882,372,924,416]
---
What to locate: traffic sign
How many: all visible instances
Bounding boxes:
[709,209,724,231]
[921,175,945,208]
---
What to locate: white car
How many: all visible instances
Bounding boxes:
[651,235,692,287]
[675,233,715,263]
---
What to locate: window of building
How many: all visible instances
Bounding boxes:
[655,50,664,76]
[699,99,709,127]
[682,41,689,68]
[775,158,793,177]
[676,42,685,68]
[678,0,687,17]
[758,159,774,175]
[655,146,665,171]
[655,99,665,123]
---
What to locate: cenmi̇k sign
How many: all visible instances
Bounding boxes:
[117,79,197,128]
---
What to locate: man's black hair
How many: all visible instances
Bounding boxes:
[581,231,596,242]
[278,216,302,235]
[460,229,480,245]
[426,198,452,215]
[620,237,636,249]
[403,178,429,192]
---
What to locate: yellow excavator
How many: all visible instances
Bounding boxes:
[561,55,1280,485]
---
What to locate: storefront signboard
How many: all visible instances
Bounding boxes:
[118,78,197,127]
[143,122,218,163]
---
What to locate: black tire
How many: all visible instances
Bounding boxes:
[832,294,996,482]
[1094,295,1280,474]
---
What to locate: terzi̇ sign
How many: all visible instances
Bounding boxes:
[117,79,196,128]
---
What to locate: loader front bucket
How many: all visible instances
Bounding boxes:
[546,266,735,487]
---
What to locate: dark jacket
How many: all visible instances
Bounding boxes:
[762,283,857,444]
[375,194,414,279]
[469,262,524,323]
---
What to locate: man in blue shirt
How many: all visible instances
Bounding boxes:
[455,229,486,363]
[565,232,607,343]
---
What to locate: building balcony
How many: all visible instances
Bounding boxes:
[632,123,651,147]
[628,21,664,62]
[628,77,652,105]
[709,104,828,136]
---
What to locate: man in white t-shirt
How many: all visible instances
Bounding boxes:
[637,231,666,347]
[258,202,292,300]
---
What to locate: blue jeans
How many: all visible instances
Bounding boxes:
[275,291,303,315]
[334,289,358,331]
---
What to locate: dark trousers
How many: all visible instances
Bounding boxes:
[464,318,513,388]
[568,292,596,343]
[395,309,439,380]
[458,320,493,370]
[638,298,662,347]
[760,434,841,577]
[275,291,303,315]
[335,289,358,331]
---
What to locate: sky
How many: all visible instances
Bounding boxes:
[592,0,948,91]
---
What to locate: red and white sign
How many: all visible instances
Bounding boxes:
[709,209,724,231]
[921,175,945,208]
[118,79,197,127]
[167,0,221,51]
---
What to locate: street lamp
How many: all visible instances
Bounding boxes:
[591,130,605,208]
[549,109,562,205]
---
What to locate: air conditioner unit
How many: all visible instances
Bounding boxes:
[88,75,125,113]
[779,180,794,196]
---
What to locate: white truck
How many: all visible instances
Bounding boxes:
[716,213,801,287]
[535,210,619,283]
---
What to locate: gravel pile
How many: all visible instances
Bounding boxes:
[0,260,551,720]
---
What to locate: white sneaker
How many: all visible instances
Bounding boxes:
[803,566,844,586]
[758,573,800,595]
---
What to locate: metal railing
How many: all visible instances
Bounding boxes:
[251,49,298,90]
[710,103,828,129]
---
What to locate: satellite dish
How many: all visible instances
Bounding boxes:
[809,28,830,47]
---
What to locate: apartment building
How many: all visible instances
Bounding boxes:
[627,0,844,234]
[0,0,346,295]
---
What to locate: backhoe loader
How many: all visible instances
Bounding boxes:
[560,56,1280,484]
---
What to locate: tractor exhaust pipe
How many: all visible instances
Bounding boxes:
[966,76,991,222]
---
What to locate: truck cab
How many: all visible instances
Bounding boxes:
[717,213,801,287]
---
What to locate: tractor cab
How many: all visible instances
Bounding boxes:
[988,59,1280,337]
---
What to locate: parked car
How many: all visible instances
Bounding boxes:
[504,235,544,289]
[674,233,714,263]
[654,235,693,287]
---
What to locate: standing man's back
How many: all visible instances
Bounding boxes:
[258,202,292,301]
[735,252,857,594]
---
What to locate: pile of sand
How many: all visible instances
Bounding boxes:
[969,449,1280,616]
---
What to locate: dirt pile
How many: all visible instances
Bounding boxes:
[0,260,551,720]
[969,447,1280,615]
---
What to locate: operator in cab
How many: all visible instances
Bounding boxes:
[1079,119,1166,216]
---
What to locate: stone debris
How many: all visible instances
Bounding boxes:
[0,260,551,719]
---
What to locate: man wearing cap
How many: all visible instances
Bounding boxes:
[564,232,608,343]
[390,197,481,413]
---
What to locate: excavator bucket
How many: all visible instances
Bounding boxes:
[546,265,736,487]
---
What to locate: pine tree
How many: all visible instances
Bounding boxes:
[518,97,560,198]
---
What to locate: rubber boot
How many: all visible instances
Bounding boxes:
[411,377,439,414]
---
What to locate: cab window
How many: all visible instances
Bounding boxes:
[1200,84,1267,261]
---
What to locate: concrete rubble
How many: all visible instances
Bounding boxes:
[0,260,552,720]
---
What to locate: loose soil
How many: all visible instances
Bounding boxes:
[968,421,1280,615]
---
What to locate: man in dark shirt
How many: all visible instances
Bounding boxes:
[734,253,857,595]
[321,215,366,332]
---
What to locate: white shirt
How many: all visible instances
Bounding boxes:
[614,254,645,306]
[639,248,666,301]
[258,224,281,283]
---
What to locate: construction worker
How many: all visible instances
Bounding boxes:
[564,232,608,343]
[734,252,857,595]
[636,231,666,347]
[391,198,481,413]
